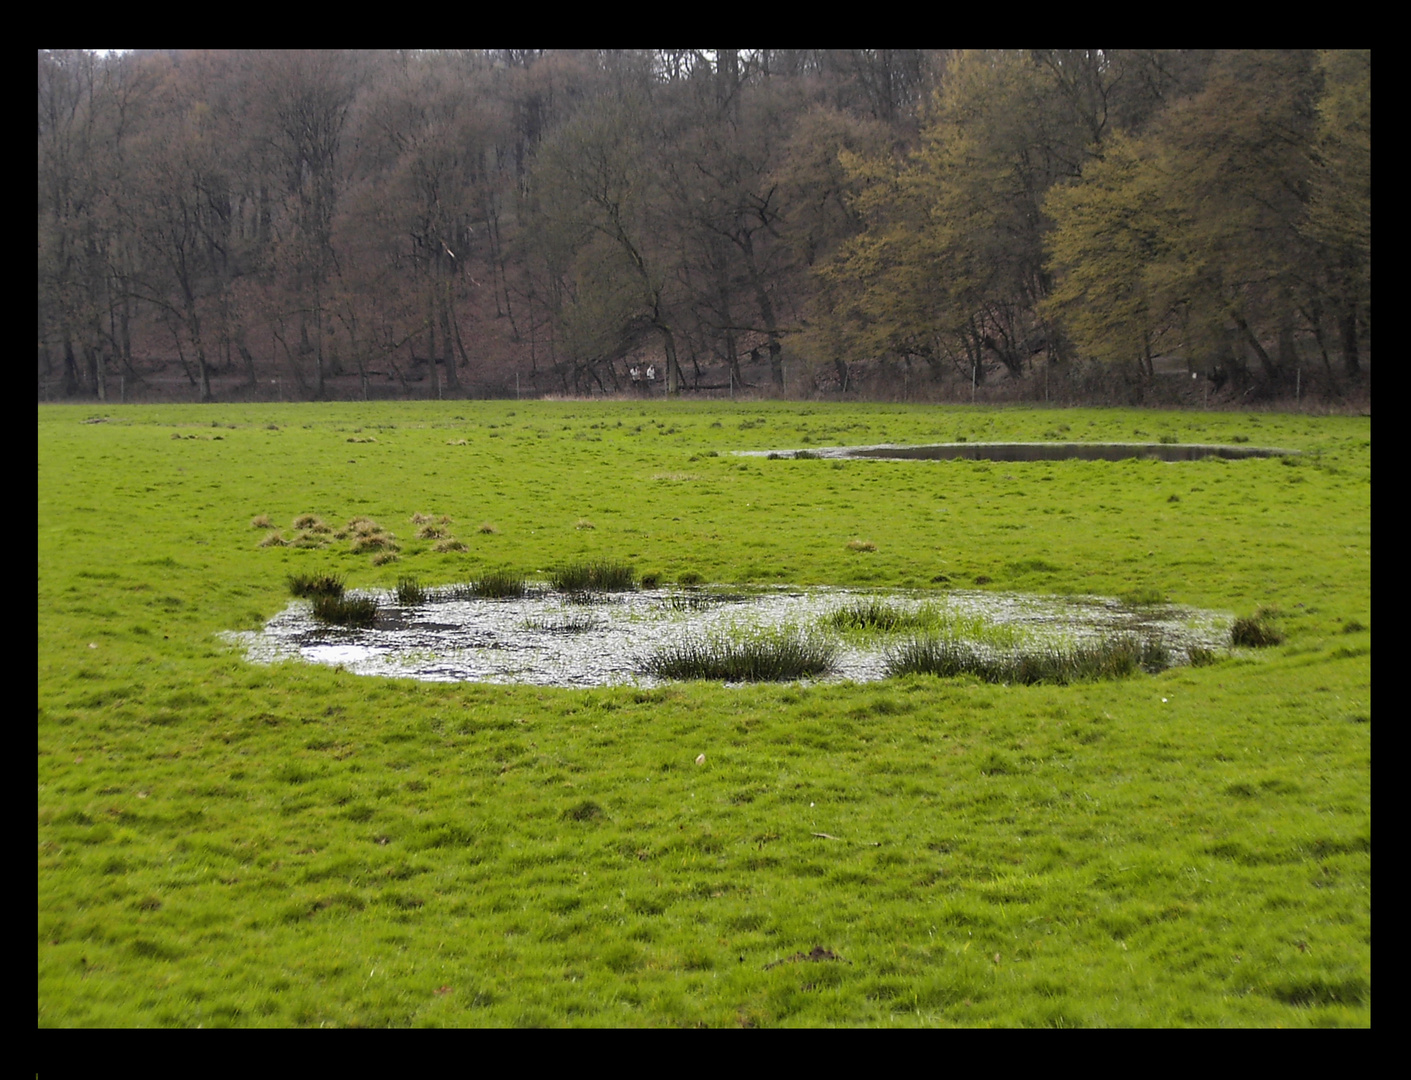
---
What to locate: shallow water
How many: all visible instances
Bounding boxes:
[743,441,1296,462]
[223,586,1233,688]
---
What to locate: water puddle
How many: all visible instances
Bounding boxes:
[744,442,1296,462]
[222,586,1232,688]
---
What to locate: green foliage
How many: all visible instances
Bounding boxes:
[884,634,1158,684]
[395,576,428,605]
[311,593,378,628]
[287,572,345,599]
[643,625,837,681]
[550,560,637,593]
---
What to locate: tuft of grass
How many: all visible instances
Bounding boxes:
[434,538,467,553]
[477,522,498,534]
[350,533,398,554]
[640,572,662,589]
[826,600,1026,647]
[416,524,447,540]
[250,514,272,529]
[310,593,378,628]
[410,512,434,525]
[1122,587,1168,606]
[468,570,527,599]
[644,626,837,682]
[1232,609,1285,647]
[1188,645,1221,667]
[1342,620,1366,634]
[292,513,324,530]
[677,570,704,587]
[551,560,636,593]
[846,539,877,552]
[395,576,427,606]
[574,518,595,530]
[371,552,400,567]
[885,634,1157,684]
[287,572,345,599]
[257,530,288,548]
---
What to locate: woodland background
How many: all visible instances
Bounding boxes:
[37,49,1371,406]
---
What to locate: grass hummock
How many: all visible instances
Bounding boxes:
[644,626,837,682]
[454,570,528,599]
[551,560,636,593]
[287,572,345,599]
[1232,609,1285,647]
[310,593,378,628]
[885,634,1164,684]
[395,576,427,605]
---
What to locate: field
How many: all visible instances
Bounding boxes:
[37,400,1371,1027]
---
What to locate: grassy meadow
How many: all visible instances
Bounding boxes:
[37,400,1371,1027]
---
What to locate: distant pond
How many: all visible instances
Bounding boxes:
[743,441,1297,463]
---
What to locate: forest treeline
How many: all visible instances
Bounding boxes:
[38,49,1370,405]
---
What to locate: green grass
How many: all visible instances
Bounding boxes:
[311,593,379,628]
[395,576,428,606]
[884,634,1161,684]
[38,399,1370,1027]
[644,626,838,681]
[287,572,345,599]
[550,559,637,593]
[823,600,1026,648]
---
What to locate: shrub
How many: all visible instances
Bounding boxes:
[644,626,836,682]
[551,560,636,592]
[288,573,345,599]
[311,594,378,628]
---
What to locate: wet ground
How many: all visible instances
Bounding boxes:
[223,586,1233,688]
[742,442,1297,462]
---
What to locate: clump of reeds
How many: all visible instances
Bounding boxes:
[288,572,345,599]
[311,593,378,628]
[550,560,636,592]
[1232,609,1284,647]
[395,576,427,605]
[885,634,1156,685]
[644,627,837,682]
[825,601,1025,647]
[457,570,527,599]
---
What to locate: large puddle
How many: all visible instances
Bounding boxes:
[743,442,1296,462]
[223,587,1233,688]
